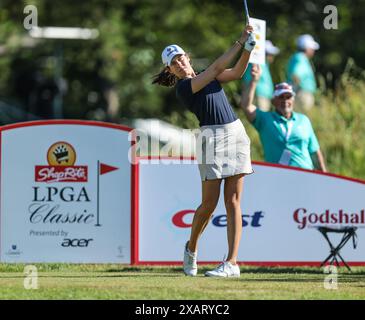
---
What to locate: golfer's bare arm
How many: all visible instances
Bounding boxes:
[240,65,260,123]
[311,149,327,172]
[191,25,253,94]
[215,49,251,83]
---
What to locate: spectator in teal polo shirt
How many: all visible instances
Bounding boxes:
[242,40,280,111]
[287,34,320,112]
[241,64,327,171]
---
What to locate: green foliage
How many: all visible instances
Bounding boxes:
[309,61,365,179]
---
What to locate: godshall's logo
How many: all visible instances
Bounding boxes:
[293,208,365,229]
[35,142,88,183]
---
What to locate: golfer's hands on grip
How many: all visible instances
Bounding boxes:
[239,24,253,42]
[244,33,256,52]
[239,25,256,52]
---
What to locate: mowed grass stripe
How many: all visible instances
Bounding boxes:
[0,264,365,299]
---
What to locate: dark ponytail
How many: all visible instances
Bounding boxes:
[152,67,178,87]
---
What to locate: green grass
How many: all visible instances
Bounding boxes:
[1,264,365,300]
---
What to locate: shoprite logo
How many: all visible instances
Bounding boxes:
[35,142,88,183]
[31,141,119,227]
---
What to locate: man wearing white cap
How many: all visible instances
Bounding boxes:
[242,40,280,111]
[287,34,320,111]
[241,64,327,171]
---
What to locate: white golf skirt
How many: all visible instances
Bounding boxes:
[196,119,253,181]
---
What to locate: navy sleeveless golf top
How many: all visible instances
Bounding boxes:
[176,78,237,127]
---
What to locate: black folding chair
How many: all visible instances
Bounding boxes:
[317,226,358,271]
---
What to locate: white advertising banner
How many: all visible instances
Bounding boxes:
[138,159,365,265]
[0,121,132,263]
[248,18,266,65]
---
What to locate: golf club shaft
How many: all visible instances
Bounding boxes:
[243,0,250,25]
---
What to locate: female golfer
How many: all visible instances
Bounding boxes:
[153,25,255,277]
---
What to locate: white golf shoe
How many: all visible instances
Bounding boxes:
[183,241,197,276]
[205,261,240,278]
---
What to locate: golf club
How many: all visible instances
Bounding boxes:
[243,0,250,25]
